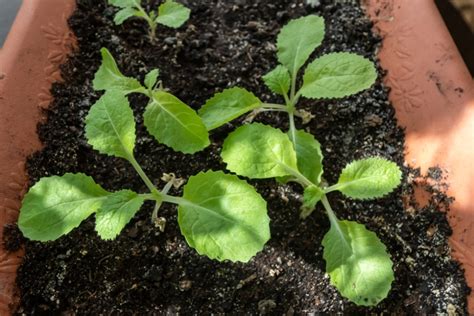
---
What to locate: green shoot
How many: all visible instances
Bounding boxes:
[221,123,401,305]
[93,47,209,154]
[197,16,396,305]
[18,90,270,263]
[198,15,377,145]
[108,0,190,40]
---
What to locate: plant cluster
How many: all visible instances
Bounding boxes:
[198,15,401,306]
[19,48,270,263]
[18,10,403,307]
[109,0,190,40]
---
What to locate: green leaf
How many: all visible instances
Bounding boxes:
[322,220,394,306]
[198,87,262,130]
[277,15,325,77]
[114,7,138,25]
[335,157,402,200]
[93,48,143,94]
[293,130,323,184]
[85,91,136,160]
[95,190,144,240]
[19,173,110,241]
[149,10,157,20]
[178,170,270,262]
[132,9,148,19]
[262,65,291,96]
[155,0,190,28]
[300,185,324,219]
[144,68,160,90]
[300,52,377,99]
[221,123,297,179]
[276,130,323,185]
[108,0,139,9]
[144,91,210,154]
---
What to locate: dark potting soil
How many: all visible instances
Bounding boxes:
[10,0,470,314]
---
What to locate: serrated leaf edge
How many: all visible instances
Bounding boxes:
[143,93,210,154]
[322,220,394,306]
[221,122,297,179]
[178,170,270,263]
[262,65,291,96]
[94,189,144,240]
[294,129,324,185]
[198,87,262,130]
[301,52,377,100]
[276,15,326,76]
[84,92,136,160]
[337,157,402,201]
[19,173,110,241]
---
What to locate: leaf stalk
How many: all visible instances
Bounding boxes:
[320,194,351,247]
[128,154,161,198]
[151,179,174,223]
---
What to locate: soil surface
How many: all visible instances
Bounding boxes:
[10,0,470,314]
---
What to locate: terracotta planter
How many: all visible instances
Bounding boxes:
[364,1,474,313]
[0,0,76,313]
[0,0,472,314]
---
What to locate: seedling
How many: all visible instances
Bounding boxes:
[18,90,270,263]
[221,123,401,306]
[108,0,190,40]
[93,47,209,154]
[198,15,377,145]
[199,16,400,306]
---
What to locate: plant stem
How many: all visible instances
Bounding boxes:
[140,193,156,200]
[290,70,297,101]
[320,194,350,247]
[282,164,314,187]
[283,91,291,106]
[128,154,170,223]
[149,23,157,41]
[324,183,346,194]
[151,202,161,223]
[293,89,302,104]
[287,69,299,145]
[261,103,288,110]
[320,195,338,227]
[134,3,156,41]
[160,194,187,206]
[128,154,161,197]
[288,110,297,144]
[151,180,174,223]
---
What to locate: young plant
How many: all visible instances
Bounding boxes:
[18,90,270,263]
[198,15,376,145]
[221,123,401,306]
[199,16,400,306]
[108,0,190,40]
[93,47,209,154]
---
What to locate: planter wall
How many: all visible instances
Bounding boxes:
[364,0,474,313]
[0,0,76,313]
[0,0,472,314]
